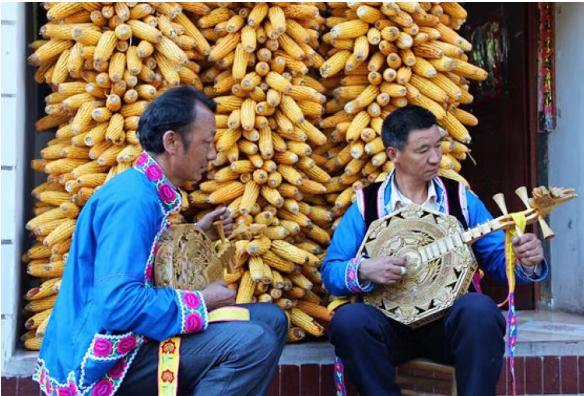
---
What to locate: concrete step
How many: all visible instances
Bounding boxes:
[3,310,583,395]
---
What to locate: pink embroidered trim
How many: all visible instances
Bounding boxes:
[344,257,372,293]
[134,151,183,286]
[89,333,142,360]
[133,151,182,213]
[90,378,115,396]
[35,356,132,396]
[34,361,79,396]
[175,289,208,334]
[144,217,171,287]
[345,258,362,293]
[334,357,348,396]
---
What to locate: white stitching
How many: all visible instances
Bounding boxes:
[459,182,469,226]
[356,188,365,220]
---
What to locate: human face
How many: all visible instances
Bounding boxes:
[175,102,217,184]
[386,125,442,183]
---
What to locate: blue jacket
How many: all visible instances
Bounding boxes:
[322,175,548,296]
[34,152,209,396]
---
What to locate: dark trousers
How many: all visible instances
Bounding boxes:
[117,303,288,396]
[328,293,506,396]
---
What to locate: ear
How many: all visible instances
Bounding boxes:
[386,146,399,163]
[162,130,180,155]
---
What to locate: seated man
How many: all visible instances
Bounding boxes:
[321,105,547,396]
[35,86,287,396]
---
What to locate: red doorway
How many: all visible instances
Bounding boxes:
[461,3,539,309]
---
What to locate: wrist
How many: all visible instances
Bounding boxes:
[357,256,369,283]
[345,256,374,294]
[519,261,536,275]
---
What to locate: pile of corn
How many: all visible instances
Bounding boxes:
[188,3,334,342]
[23,2,485,349]
[316,1,484,203]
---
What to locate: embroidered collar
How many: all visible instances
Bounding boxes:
[133,151,182,214]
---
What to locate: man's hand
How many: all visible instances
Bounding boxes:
[201,280,236,312]
[358,256,407,286]
[197,206,234,241]
[512,233,544,269]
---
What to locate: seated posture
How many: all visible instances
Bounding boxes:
[35,86,287,396]
[321,105,547,396]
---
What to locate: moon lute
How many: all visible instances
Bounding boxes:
[358,186,576,328]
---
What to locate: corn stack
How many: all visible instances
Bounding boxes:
[23,1,215,349]
[317,1,484,218]
[25,2,485,348]
[185,3,335,341]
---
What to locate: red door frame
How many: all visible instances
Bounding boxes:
[527,3,544,305]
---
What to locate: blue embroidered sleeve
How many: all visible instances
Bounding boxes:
[345,256,374,293]
[322,202,371,295]
[465,190,548,284]
[93,197,208,341]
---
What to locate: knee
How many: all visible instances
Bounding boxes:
[270,305,289,341]
[253,325,284,362]
[253,303,288,341]
[450,294,505,334]
[454,293,501,318]
[237,322,282,362]
[329,303,384,339]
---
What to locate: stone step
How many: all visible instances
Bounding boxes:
[3,310,583,395]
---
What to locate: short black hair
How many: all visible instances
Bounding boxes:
[138,85,217,154]
[381,105,437,150]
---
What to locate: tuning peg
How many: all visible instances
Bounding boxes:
[492,193,508,215]
[515,186,531,209]
[538,217,555,239]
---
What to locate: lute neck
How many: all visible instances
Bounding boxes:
[461,207,538,245]
[416,208,535,264]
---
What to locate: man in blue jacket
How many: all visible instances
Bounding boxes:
[322,105,547,396]
[35,86,287,396]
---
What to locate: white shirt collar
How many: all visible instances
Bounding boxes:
[387,171,438,213]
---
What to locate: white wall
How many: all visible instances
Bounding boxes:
[549,3,584,314]
[1,2,35,376]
